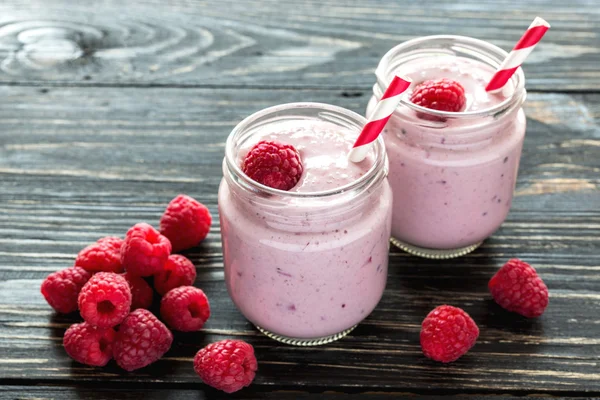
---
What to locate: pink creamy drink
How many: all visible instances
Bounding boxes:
[218,103,392,345]
[368,36,527,258]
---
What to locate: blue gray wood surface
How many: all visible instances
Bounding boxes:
[0,0,598,398]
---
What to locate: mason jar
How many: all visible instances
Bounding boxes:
[367,35,527,259]
[219,103,393,345]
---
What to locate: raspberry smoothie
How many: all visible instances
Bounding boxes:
[219,104,392,344]
[368,36,527,257]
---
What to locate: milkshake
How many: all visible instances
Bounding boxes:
[218,103,392,345]
[367,36,527,258]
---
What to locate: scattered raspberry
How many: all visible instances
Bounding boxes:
[154,254,197,296]
[121,223,171,277]
[160,195,212,252]
[410,78,466,112]
[194,339,257,393]
[123,273,153,310]
[63,322,116,367]
[420,305,479,363]
[78,272,132,328]
[242,140,303,191]
[41,267,92,314]
[489,258,549,318]
[113,309,173,371]
[160,286,210,332]
[75,236,124,273]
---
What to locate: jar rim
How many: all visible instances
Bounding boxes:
[224,102,387,199]
[375,35,526,119]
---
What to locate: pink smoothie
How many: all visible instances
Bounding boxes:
[219,119,392,339]
[368,56,526,249]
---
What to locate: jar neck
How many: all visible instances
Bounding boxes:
[374,35,526,123]
[223,102,389,221]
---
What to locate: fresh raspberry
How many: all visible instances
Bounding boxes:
[242,140,303,191]
[160,195,212,253]
[41,267,92,314]
[123,273,153,310]
[160,286,210,332]
[121,223,171,277]
[75,236,124,273]
[489,258,549,318]
[410,78,466,112]
[193,339,257,393]
[154,254,197,296]
[113,309,173,371]
[78,272,132,328]
[420,305,479,363]
[63,322,116,367]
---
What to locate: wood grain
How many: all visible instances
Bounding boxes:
[0,0,597,90]
[0,86,598,396]
[0,387,592,400]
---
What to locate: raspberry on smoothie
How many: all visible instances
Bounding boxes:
[242,140,303,190]
[410,78,466,112]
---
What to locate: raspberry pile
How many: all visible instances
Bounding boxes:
[154,254,197,296]
[39,195,256,393]
[160,286,210,332]
[160,195,212,253]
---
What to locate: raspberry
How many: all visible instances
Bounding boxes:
[193,339,257,393]
[242,140,303,191]
[489,258,549,318]
[41,267,92,314]
[121,223,171,277]
[154,254,197,296]
[63,322,116,367]
[420,305,479,363]
[123,273,153,310]
[75,236,124,273]
[160,195,212,253]
[160,286,210,332]
[410,78,466,112]
[113,309,173,371]
[78,272,132,328]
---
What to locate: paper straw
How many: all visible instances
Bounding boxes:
[349,75,412,163]
[486,17,550,93]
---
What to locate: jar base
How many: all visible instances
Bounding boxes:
[255,324,357,346]
[390,237,482,259]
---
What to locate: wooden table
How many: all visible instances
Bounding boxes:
[0,1,598,398]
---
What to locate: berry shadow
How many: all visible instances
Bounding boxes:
[376,244,506,342]
[385,245,497,314]
[480,299,545,335]
[49,312,79,358]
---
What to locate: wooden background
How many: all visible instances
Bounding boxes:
[0,0,599,398]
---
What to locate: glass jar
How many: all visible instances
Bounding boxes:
[219,103,392,346]
[367,35,527,259]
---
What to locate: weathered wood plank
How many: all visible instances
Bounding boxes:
[0,386,592,400]
[0,87,599,395]
[0,0,597,90]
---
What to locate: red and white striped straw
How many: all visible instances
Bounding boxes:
[486,16,550,93]
[349,75,411,163]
